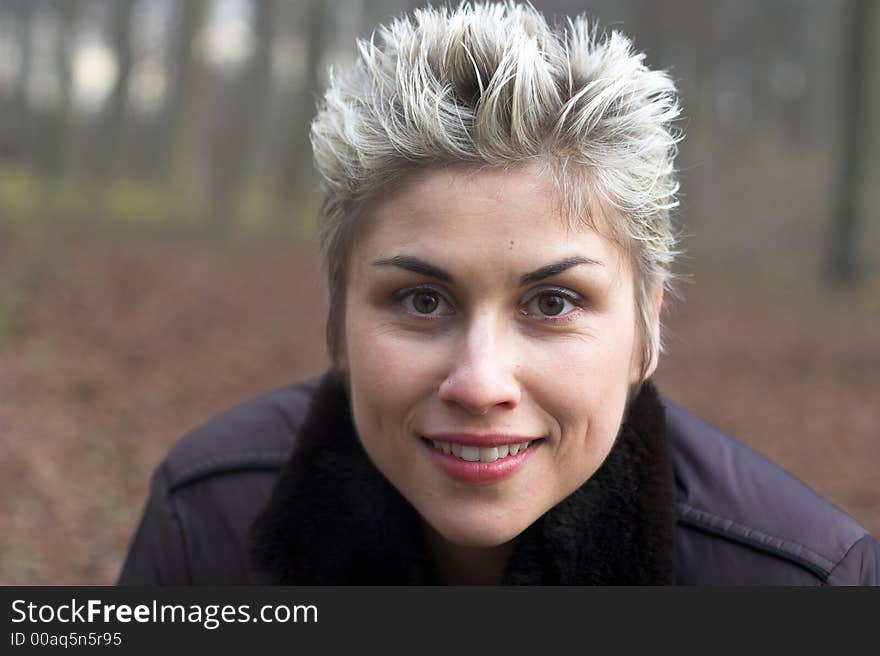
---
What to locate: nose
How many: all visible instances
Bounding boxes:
[438,313,521,415]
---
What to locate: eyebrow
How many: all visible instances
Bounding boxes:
[519,256,604,285]
[372,255,603,285]
[372,256,454,282]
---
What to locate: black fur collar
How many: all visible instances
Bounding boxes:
[248,372,675,585]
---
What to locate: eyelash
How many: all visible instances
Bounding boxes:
[393,285,586,323]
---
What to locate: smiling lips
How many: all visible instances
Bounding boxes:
[422,433,543,484]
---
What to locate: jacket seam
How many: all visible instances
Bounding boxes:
[823,534,869,586]
[676,502,835,579]
[158,461,193,584]
[165,395,305,491]
[273,395,308,443]
[166,449,292,492]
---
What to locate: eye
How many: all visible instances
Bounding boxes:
[412,291,440,314]
[397,287,454,316]
[536,293,567,316]
[522,288,583,319]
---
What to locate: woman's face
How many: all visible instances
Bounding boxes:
[341,164,657,548]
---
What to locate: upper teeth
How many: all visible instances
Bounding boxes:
[430,440,532,462]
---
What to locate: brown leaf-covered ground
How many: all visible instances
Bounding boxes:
[0,222,877,584]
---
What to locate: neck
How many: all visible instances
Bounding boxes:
[422,522,517,585]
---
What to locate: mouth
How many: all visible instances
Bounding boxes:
[422,437,539,463]
[420,436,544,484]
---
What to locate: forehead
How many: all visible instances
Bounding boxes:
[368,163,558,226]
[353,163,629,276]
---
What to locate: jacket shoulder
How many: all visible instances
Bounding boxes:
[118,375,324,584]
[663,398,878,584]
[161,375,323,490]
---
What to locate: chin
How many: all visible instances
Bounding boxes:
[425,513,528,549]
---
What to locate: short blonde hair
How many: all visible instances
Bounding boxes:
[311,1,682,379]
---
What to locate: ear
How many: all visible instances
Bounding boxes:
[640,285,665,380]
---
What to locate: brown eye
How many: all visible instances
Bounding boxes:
[522,288,583,320]
[412,291,440,314]
[397,287,453,317]
[537,293,566,316]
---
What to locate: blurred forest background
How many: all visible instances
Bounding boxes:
[0,0,877,584]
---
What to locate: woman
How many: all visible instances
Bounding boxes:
[118,2,879,585]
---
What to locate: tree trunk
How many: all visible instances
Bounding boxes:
[167,0,208,200]
[93,0,135,180]
[206,0,274,232]
[824,0,874,285]
[274,0,327,207]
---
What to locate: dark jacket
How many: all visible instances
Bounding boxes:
[117,372,880,585]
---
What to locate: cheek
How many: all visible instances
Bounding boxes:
[519,322,635,456]
[343,304,448,439]
[347,319,438,393]
[522,318,637,395]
